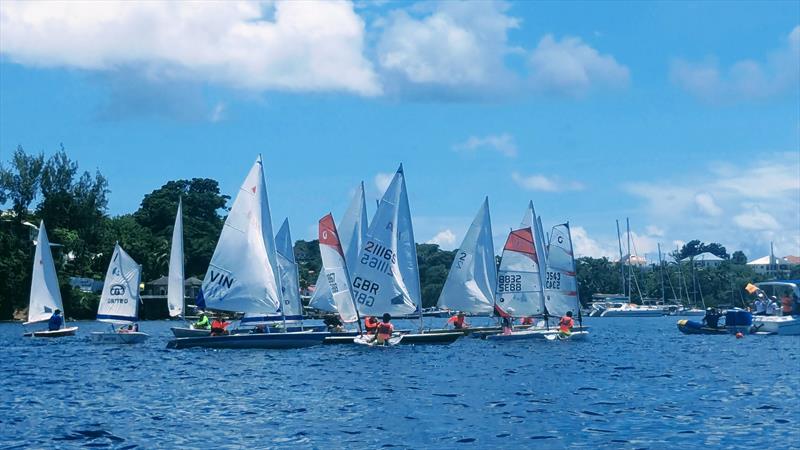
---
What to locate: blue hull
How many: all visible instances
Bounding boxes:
[167,332,328,349]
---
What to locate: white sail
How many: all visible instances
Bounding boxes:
[26,221,65,325]
[97,243,142,324]
[310,182,368,312]
[319,213,359,323]
[495,224,545,317]
[437,198,497,314]
[167,198,185,318]
[275,218,303,320]
[350,166,418,317]
[200,156,281,314]
[545,223,580,317]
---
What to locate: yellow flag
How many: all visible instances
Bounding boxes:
[745,283,758,294]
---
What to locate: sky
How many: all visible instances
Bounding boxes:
[1,0,798,262]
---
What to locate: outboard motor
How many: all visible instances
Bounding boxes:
[725,309,753,334]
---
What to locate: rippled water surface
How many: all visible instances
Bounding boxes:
[2,317,798,449]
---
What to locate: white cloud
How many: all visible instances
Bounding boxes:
[624,152,800,257]
[0,1,381,96]
[571,225,616,258]
[694,192,722,217]
[670,26,800,103]
[376,1,519,97]
[454,133,517,157]
[427,229,457,249]
[209,102,226,123]
[529,34,630,96]
[374,172,393,194]
[511,172,584,192]
[645,225,665,237]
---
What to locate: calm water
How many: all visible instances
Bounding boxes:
[2,317,798,449]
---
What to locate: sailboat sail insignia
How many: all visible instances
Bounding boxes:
[97,243,142,323]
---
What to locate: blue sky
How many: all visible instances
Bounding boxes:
[1,0,798,261]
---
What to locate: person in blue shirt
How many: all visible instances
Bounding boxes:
[47,309,63,331]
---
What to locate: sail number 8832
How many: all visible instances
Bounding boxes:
[497,274,522,292]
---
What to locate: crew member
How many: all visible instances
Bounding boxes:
[193,314,210,330]
[559,311,575,336]
[702,308,721,329]
[364,316,379,335]
[447,312,469,329]
[781,294,793,316]
[47,309,63,331]
[375,313,394,345]
[754,294,766,315]
[211,317,230,336]
[521,316,534,325]
[501,316,513,335]
[323,314,344,332]
[766,296,780,316]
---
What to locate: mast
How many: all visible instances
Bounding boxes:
[565,222,582,328]
[616,220,625,297]
[626,218,632,301]
[658,243,665,304]
[529,203,549,320]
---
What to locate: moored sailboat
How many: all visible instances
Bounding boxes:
[23,221,78,337]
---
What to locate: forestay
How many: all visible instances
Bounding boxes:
[97,244,142,324]
[167,198,184,318]
[319,213,359,323]
[437,198,497,314]
[200,156,281,315]
[26,221,65,325]
[350,166,419,317]
[275,218,303,320]
[495,226,544,317]
[309,182,368,313]
[545,223,579,317]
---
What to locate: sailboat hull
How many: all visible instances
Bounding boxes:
[90,331,149,344]
[486,328,589,341]
[166,332,328,349]
[171,327,211,338]
[399,332,461,345]
[25,326,79,338]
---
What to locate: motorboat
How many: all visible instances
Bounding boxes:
[751,281,800,335]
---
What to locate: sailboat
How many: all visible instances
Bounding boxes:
[168,199,213,338]
[23,221,78,337]
[542,222,588,340]
[167,156,327,349]
[349,165,460,345]
[90,243,149,344]
[309,182,369,314]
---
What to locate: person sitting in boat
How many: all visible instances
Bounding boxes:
[210,317,230,336]
[501,316,513,335]
[558,311,575,336]
[118,324,134,333]
[780,294,793,316]
[753,294,766,316]
[364,316,379,335]
[323,314,344,332]
[193,314,210,330]
[521,316,534,326]
[47,309,63,331]
[766,297,780,316]
[447,312,469,330]
[702,308,721,329]
[375,313,394,345]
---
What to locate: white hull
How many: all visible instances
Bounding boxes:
[90,331,149,344]
[600,308,664,317]
[170,327,211,338]
[354,334,403,346]
[752,316,800,335]
[25,326,79,338]
[675,309,706,317]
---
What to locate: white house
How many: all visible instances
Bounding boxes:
[747,255,792,277]
[680,252,724,269]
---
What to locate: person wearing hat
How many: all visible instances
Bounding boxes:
[702,307,721,329]
[47,309,63,331]
[375,313,395,345]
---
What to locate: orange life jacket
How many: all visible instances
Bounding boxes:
[376,322,393,337]
[448,315,466,328]
[365,317,379,334]
[781,297,792,313]
[559,316,574,332]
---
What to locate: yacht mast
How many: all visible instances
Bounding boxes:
[616,220,625,297]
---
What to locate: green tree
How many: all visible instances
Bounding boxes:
[0,146,45,218]
[731,250,747,265]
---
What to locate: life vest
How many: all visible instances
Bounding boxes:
[376,322,393,338]
[521,317,534,325]
[448,315,465,328]
[365,317,379,334]
[559,316,574,332]
[781,297,792,314]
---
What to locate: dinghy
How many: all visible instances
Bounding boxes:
[349,166,460,345]
[541,222,589,340]
[167,156,326,349]
[90,243,149,344]
[23,221,78,337]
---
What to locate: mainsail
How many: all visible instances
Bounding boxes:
[318,213,359,323]
[97,243,142,324]
[25,221,65,325]
[167,198,185,318]
[200,156,281,314]
[545,223,580,317]
[350,166,419,317]
[310,182,368,312]
[494,227,544,317]
[437,198,497,314]
[275,218,303,320]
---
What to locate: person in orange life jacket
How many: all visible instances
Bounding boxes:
[375,313,394,345]
[501,316,513,335]
[447,312,469,329]
[364,316,379,334]
[559,311,575,335]
[780,294,793,316]
[211,317,230,336]
[521,317,534,325]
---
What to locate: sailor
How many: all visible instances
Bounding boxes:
[375,313,394,345]
[47,309,63,331]
[702,308,721,329]
[501,316,513,335]
[521,316,534,325]
[364,316,379,335]
[754,295,766,316]
[210,317,230,336]
[323,314,344,332]
[780,294,793,316]
[447,312,469,329]
[558,311,575,336]
[766,297,780,316]
[193,314,210,330]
